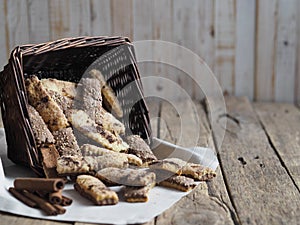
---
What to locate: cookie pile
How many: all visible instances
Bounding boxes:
[19,69,216,209]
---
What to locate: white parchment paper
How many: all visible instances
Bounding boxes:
[0,129,218,224]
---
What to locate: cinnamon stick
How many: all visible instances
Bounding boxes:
[34,190,47,198]
[14,178,65,192]
[49,190,62,205]
[8,187,37,208]
[22,190,58,215]
[53,204,66,214]
[60,195,73,206]
[35,190,63,205]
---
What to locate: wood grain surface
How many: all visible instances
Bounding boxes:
[255,0,278,101]
[27,0,50,43]
[254,102,300,189]
[209,97,300,225]
[214,0,235,95]
[235,0,255,100]
[0,0,8,71]
[274,0,297,102]
[153,100,235,225]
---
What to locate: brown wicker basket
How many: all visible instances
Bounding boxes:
[0,36,152,176]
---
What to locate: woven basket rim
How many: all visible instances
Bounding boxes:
[5,36,131,61]
[18,35,131,48]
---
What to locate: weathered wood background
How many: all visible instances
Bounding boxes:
[0,0,299,103]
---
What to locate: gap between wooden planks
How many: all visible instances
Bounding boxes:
[208,96,300,225]
[143,99,237,225]
[253,102,300,191]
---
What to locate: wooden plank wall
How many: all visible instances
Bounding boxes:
[0,0,299,103]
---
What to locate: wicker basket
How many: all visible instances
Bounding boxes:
[0,36,152,176]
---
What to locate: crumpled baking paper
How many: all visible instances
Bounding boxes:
[0,128,218,224]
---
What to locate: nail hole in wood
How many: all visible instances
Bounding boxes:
[210,26,215,37]
[238,157,247,166]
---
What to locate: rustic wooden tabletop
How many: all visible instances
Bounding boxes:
[1,96,300,225]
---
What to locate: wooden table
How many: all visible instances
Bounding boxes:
[1,96,300,225]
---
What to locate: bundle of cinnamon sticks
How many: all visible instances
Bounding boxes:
[9,178,72,215]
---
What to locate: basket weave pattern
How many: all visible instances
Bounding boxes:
[0,36,151,176]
